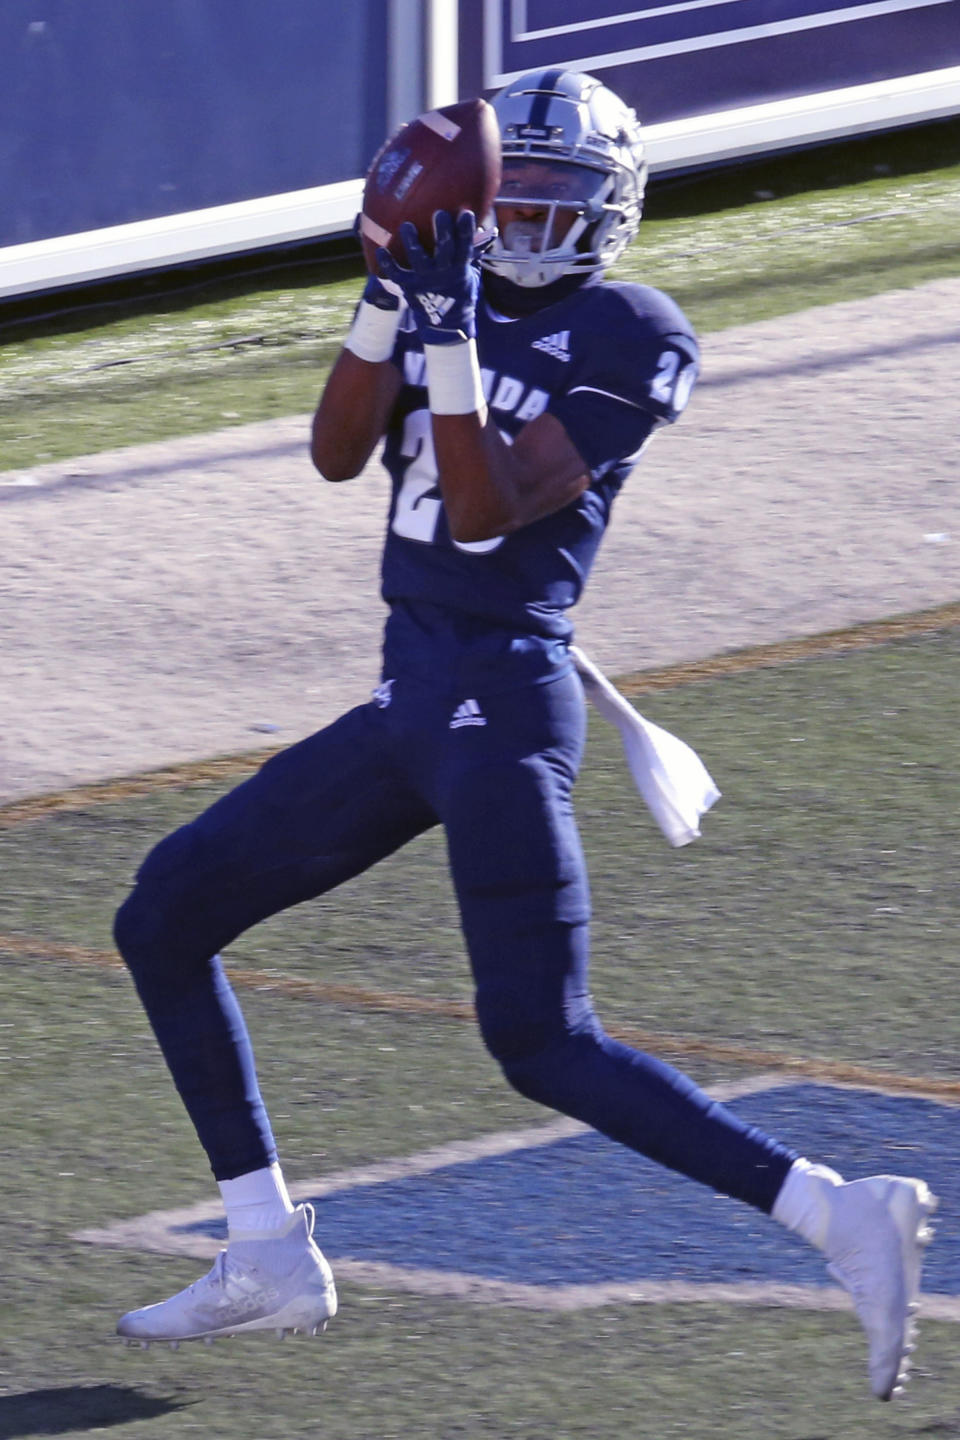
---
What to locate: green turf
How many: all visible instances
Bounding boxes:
[1,629,959,1435]
[1,1279,958,1438]
[3,118,960,1430]
[3,628,957,1078]
[2,124,958,472]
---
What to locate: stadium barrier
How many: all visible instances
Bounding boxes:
[1,0,958,300]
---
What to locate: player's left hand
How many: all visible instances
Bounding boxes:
[377,210,480,346]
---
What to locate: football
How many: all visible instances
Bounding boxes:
[359,98,501,273]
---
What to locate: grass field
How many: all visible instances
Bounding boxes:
[2,118,960,471]
[2,119,960,1438]
[1,625,959,1438]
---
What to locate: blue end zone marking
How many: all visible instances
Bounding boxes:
[174,1084,958,1293]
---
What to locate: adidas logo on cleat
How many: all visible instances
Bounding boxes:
[450,698,487,729]
[531,330,571,362]
[115,1202,336,1347]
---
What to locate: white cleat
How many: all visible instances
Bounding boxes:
[116,1203,337,1345]
[823,1175,938,1400]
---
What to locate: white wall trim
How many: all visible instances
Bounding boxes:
[0,179,365,301]
[2,66,957,300]
[642,64,960,172]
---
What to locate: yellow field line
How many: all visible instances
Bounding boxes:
[1,600,957,831]
[0,754,268,830]
[4,929,958,1104]
[617,599,960,695]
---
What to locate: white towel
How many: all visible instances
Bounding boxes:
[570,646,721,848]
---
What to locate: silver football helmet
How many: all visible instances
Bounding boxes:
[482,69,647,289]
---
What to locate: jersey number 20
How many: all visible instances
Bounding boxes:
[650,349,697,414]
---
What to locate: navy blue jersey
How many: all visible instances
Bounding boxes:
[379,274,698,683]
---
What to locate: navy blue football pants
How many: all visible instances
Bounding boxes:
[114,668,797,1212]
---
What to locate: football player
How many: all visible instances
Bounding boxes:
[113,70,935,1399]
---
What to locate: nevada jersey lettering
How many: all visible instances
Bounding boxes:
[380,275,699,643]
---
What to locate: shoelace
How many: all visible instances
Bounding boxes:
[208,1250,229,1290]
[206,1206,315,1294]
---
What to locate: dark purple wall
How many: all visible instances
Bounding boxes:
[4,0,957,250]
[0,0,389,246]
[462,0,960,129]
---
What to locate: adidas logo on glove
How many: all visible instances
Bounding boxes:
[420,293,457,326]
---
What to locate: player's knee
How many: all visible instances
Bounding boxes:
[475,979,602,1112]
[113,885,158,979]
[498,1048,560,1109]
[496,1030,601,1114]
[113,827,200,974]
[475,995,559,1070]
[113,877,177,978]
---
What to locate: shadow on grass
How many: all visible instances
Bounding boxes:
[0,1383,194,1439]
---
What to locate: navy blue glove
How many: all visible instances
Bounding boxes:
[360,271,402,313]
[377,210,479,345]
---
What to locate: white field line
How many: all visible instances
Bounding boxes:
[74,1067,958,1321]
[74,1073,788,1256]
[292,1266,960,1322]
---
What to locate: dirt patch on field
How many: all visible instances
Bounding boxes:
[1,278,958,804]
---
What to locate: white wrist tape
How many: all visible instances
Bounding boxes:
[423,339,488,420]
[343,300,402,364]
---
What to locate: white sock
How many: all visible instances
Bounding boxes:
[771,1157,844,1250]
[219,1162,296,1240]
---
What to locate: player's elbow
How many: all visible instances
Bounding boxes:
[446,500,510,545]
[310,448,357,483]
[448,517,489,544]
[441,471,518,544]
[310,423,362,483]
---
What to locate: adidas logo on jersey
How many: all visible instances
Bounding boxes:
[371,679,394,709]
[449,698,487,729]
[420,293,456,326]
[531,330,571,362]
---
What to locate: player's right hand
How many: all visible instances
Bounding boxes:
[377,210,479,345]
[361,272,403,311]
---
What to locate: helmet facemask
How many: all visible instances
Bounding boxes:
[489,158,622,288]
